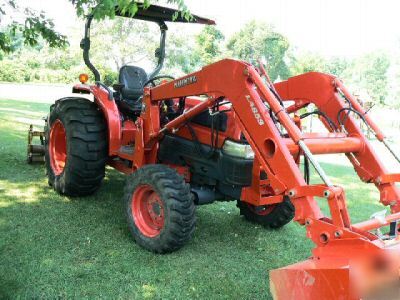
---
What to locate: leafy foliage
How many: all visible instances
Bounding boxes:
[90,18,158,71]
[289,52,328,74]
[289,51,391,105]
[227,21,290,81]
[0,2,396,107]
[0,0,68,53]
[389,43,400,109]
[194,26,224,66]
[0,0,190,55]
[0,41,117,85]
[349,52,390,104]
[165,25,224,75]
[164,31,197,75]
[71,0,191,21]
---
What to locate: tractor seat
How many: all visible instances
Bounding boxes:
[117,65,148,118]
[119,65,148,102]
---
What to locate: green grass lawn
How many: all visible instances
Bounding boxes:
[0,98,386,299]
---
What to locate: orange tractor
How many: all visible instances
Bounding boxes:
[41,4,400,299]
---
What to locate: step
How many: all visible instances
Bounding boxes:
[117,145,134,160]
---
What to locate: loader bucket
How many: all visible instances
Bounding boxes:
[270,238,400,299]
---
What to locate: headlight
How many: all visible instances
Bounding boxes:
[222,140,254,159]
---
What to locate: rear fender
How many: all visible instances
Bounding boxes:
[73,84,121,155]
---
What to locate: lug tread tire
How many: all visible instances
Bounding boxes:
[237,196,295,229]
[45,97,107,197]
[124,165,196,253]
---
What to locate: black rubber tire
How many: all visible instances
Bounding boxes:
[124,165,196,253]
[237,196,295,228]
[45,97,107,196]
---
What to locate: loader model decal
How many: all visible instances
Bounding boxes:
[174,75,197,88]
[246,96,265,126]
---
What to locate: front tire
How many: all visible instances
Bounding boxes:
[45,97,107,196]
[237,196,295,228]
[124,165,196,253]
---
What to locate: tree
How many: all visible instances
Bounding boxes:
[194,25,224,66]
[290,51,390,105]
[90,18,158,71]
[326,57,349,78]
[163,30,197,75]
[0,0,68,54]
[0,0,189,55]
[164,26,224,76]
[388,42,400,108]
[289,52,329,75]
[349,52,390,105]
[72,0,190,21]
[227,20,290,81]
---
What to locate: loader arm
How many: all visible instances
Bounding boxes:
[148,59,324,223]
[274,73,400,212]
[137,58,400,299]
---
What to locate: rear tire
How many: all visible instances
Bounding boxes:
[237,196,295,228]
[124,165,196,253]
[45,97,107,196]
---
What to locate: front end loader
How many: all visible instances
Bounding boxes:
[39,4,400,299]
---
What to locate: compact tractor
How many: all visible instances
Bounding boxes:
[38,4,400,299]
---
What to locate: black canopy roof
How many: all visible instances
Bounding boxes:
[115,4,215,25]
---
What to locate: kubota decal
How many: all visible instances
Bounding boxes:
[174,75,197,88]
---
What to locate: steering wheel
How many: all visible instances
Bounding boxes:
[144,75,175,87]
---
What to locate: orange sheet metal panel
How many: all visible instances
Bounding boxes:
[270,243,400,300]
[270,258,351,300]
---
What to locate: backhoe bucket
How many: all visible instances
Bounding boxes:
[270,237,400,299]
[27,124,45,163]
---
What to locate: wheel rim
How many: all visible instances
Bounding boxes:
[247,203,276,216]
[49,119,67,176]
[131,185,165,237]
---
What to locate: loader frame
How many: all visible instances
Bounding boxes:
[74,58,400,298]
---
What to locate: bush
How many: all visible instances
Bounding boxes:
[101,69,118,86]
[0,56,119,86]
[0,60,27,82]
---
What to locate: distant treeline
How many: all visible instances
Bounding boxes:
[1,18,399,107]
